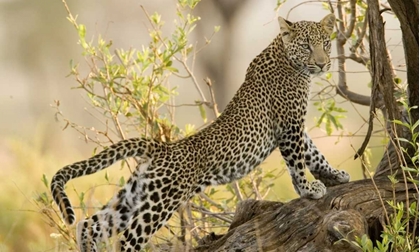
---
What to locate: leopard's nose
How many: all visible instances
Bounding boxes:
[316,62,326,69]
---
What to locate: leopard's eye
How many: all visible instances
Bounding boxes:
[300,43,310,50]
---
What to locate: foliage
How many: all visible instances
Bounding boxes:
[351,104,419,252]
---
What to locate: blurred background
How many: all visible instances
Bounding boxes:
[0,0,405,251]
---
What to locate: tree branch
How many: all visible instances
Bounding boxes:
[344,0,357,39]
[336,84,371,106]
[334,0,373,107]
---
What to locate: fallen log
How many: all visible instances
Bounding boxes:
[194,178,417,252]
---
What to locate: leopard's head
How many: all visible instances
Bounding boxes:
[278,14,335,75]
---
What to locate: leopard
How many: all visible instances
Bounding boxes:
[50,13,350,251]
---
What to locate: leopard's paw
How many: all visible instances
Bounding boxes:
[318,169,350,186]
[301,180,327,199]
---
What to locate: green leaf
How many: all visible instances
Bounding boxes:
[151,12,162,25]
[78,24,86,39]
[197,102,207,123]
[401,166,418,173]
[316,113,326,127]
[387,174,399,184]
[325,116,332,135]
[392,119,410,128]
[41,174,49,188]
[119,176,125,187]
[36,192,49,205]
[325,72,332,80]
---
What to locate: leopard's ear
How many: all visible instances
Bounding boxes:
[320,13,335,35]
[278,17,295,43]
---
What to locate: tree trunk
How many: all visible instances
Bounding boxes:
[387,0,419,126]
[192,0,418,251]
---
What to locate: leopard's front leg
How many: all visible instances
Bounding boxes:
[278,127,326,199]
[303,132,350,186]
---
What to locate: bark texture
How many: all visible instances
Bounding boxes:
[387,0,419,125]
[194,178,416,252]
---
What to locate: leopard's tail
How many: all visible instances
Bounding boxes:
[50,138,150,225]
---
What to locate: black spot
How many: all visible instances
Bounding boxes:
[148,181,155,191]
[161,211,167,220]
[143,213,151,223]
[130,237,136,246]
[131,219,138,230]
[144,225,151,235]
[162,177,170,184]
[118,205,129,214]
[289,160,295,167]
[140,195,147,201]
[150,192,160,203]
[118,189,126,199]
[88,159,97,166]
[140,202,150,211]
[136,224,142,236]
[131,180,137,194]
[155,179,162,189]
[126,232,133,241]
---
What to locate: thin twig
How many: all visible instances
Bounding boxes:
[354,92,376,159]
[204,78,220,118]
[344,0,357,39]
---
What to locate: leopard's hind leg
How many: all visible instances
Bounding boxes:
[76,161,151,251]
[77,159,195,251]
[118,163,196,251]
